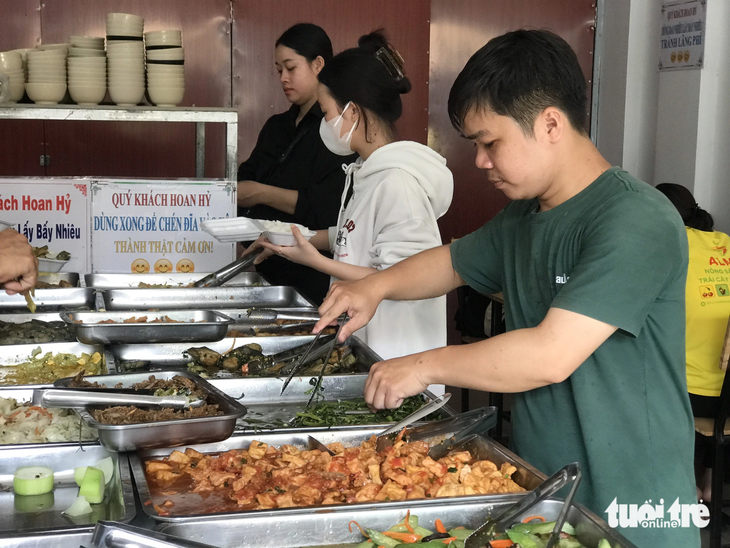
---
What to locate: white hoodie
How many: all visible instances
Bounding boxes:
[328,141,454,360]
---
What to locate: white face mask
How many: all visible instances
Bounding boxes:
[319,101,357,156]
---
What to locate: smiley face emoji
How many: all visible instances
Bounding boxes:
[154,258,173,273]
[176,258,195,273]
[131,258,150,273]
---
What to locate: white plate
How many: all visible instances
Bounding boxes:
[201,217,263,242]
[0,219,13,231]
[37,257,69,273]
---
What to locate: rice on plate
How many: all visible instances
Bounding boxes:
[0,396,97,444]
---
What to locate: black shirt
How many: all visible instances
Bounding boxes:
[238,103,357,304]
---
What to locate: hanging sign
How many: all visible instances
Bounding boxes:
[90,179,235,273]
[0,178,91,273]
[659,0,706,70]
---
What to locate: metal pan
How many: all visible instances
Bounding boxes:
[0,313,76,345]
[0,530,92,548]
[61,310,234,344]
[36,272,80,288]
[0,342,108,387]
[0,287,95,311]
[130,428,546,523]
[85,272,269,289]
[53,370,247,452]
[101,286,314,311]
[0,444,135,534]
[155,495,637,548]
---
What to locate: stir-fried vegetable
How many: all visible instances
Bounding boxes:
[291,396,445,427]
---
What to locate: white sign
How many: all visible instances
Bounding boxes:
[90,179,236,273]
[0,178,91,273]
[659,0,706,70]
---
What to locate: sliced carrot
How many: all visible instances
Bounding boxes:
[487,540,515,548]
[394,427,407,443]
[404,509,415,533]
[441,538,457,544]
[383,531,421,543]
[8,409,22,419]
[435,518,447,534]
[27,406,50,416]
[349,520,368,537]
[521,515,546,523]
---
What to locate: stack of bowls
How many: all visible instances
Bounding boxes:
[67,36,106,105]
[0,50,25,103]
[145,31,184,107]
[25,47,67,105]
[106,12,145,106]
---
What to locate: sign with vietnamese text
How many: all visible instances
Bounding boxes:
[659,0,705,70]
[90,179,235,273]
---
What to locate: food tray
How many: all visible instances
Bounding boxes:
[208,307,319,336]
[156,496,637,548]
[101,286,314,310]
[37,272,80,287]
[91,521,218,548]
[130,428,545,523]
[0,287,95,311]
[0,312,76,346]
[0,530,92,548]
[53,370,247,452]
[61,310,234,345]
[0,342,109,387]
[85,272,269,289]
[0,444,135,534]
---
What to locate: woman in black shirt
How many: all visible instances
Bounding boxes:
[238,23,356,304]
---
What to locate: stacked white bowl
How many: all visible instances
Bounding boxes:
[25,46,67,105]
[67,36,106,105]
[106,13,145,106]
[145,30,184,107]
[0,50,25,103]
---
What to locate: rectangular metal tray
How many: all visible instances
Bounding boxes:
[0,444,135,534]
[155,496,637,548]
[0,342,109,387]
[61,310,234,345]
[54,370,247,452]
[129,428,546,523]
[86,272,268,289]
[0,313,77,346]
[0,288,95,311]
[37,272,80,287]
[0,530,92,548]
[101,286,314,311]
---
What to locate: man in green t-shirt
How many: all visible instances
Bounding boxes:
[309,30,701,547]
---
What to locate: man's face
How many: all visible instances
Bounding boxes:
[462,107,552,201]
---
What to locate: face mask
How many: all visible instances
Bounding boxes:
[319,101,357,156]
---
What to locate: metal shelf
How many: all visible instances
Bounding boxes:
[0,104,238,181]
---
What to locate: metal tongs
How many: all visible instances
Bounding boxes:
[32,388,206,410]
[280,313,349,404]
[245,308,321,322]
[464,462,582,548]
[193,248,263,287]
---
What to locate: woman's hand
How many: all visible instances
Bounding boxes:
[241,235,276,265]
[237,181,266,208]
[260,225,323,268]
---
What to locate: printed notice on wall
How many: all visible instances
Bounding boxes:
[0,178,91,273]
[659,0,705,70]
[90,179,236,273]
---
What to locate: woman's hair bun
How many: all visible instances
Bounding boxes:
[357,29,389,54]
[396,76,412,95]
[358,29,409,94]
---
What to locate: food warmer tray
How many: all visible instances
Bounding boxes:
[0,529,92,548]
[0,287,95,311]
[0,444,135,534]
[0,312,76,346]
[37,272,80,287]
[100,286,314,310]
[210,307,320,336]
[156,495,637,548]
[0,342,109,388]
[61,310,234,345]
[53,370,247,452]
[85,272,268,289]
[130,427,546,523]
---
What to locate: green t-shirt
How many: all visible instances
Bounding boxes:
[451,168,699,547]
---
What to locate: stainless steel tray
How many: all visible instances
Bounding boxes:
[54,370,247,452]
[37,272,80,287]
[0,288,95,311]
[156,496,637,548]
[0,313,76,346]
[129,428,545,523]
[209,307,320,336]
[101,286,314,310]
[91,521,218,548]
[61,310,234,345]
[0,342,109,387]
[0,444,135,534]
[0,530,92,548]
[86,272,268,289]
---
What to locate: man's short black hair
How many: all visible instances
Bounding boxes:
[448,29,589,136]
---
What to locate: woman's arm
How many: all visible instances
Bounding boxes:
[237,181,298,214]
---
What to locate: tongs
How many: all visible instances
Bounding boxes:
[32,388,206,409]
[464,462,582,548]
[245,308,320,322]
[280,313,349,404]
[193,248,263,288]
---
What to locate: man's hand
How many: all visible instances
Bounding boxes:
[364,354,431,409]
[0,229,38,295]
[315,276,386,342]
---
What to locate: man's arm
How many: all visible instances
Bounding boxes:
[364,306,618,408]
[315,245,465,340]
[0,229,38,295]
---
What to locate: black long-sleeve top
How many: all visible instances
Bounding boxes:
[237,103,357,304]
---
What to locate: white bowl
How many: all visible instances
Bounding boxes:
[37,43,69,52]
[69,67,106,75]
[107,12,144,25]
[146,48,184,61]
[25,82,66,104]
[109,84,145,105]
[148,86,185,107]
[69,84,107,105]
[144,30,182,48]
[7,82,25,102]
[1,68,25,78]
[69,78,106,87]
[38,257,69,273]
[146,65,185,74]
[68,35,105,49]
[68,47,106,57]
[262,223,315,246]
[0,51,23,71]
[106,27,144,38]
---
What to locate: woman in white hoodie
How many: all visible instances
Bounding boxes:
[251,30,454,360]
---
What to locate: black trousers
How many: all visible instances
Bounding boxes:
[689,392,730,472]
